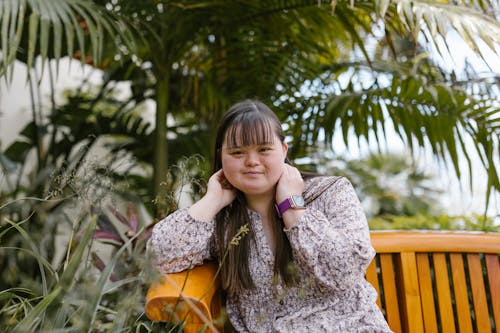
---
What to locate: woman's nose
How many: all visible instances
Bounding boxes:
[245,151,259,166]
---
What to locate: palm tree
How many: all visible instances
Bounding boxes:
[1,0,499,214]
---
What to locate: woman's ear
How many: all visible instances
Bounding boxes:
[282,142,289,161]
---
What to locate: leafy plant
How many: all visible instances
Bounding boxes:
[0,83,150,293]
[0,208,167,332]
[369,213,499,232]
[0,150,212,331]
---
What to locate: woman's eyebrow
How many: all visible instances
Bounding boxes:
[223,145,243,150]
[225,141,274,149]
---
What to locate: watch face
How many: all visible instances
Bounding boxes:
[291,195,305,207]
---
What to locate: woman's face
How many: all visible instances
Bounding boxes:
[221,130,287,197]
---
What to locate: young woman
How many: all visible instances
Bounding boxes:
[150,100,392,332]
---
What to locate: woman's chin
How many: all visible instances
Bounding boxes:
[238,186,274,197]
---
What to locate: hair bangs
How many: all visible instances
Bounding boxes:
[225,115,276,148]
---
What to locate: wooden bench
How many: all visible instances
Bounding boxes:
[145,231,500,333]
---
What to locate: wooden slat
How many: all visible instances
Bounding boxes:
[485,254,500,333]
[365,258,382,309]
[432,253,455,332]
[371,231,500,254]
[467,254,492,333]
[380,253,402,333]
[398,252,424,333]
[416,254,438,332]
[449,253,473,333]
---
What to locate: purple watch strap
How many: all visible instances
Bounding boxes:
[275,198,292,218]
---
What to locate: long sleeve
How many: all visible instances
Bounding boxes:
[285,176,375,292]
[149,208,216,273]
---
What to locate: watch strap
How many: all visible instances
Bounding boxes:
[275,195,305,218]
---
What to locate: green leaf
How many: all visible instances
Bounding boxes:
[58,218,96,290]
[1,0,12,71]
[4,141,33,162]
[82,227,139,332]
[12,286,62,333]
[26,11,39,71]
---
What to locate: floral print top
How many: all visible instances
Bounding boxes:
[150,176,393,332]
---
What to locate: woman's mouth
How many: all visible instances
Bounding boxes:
[244,171,263,175]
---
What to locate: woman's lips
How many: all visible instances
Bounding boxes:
[243,171,263,175]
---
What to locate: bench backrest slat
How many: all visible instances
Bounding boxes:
[365,258,382,309]
[369,231,500,333]
[378,254,403,333]
[432,253,456,332]
[449,253,473,332]
[415,254,438,332]
[398,252,424,333]
[486,254,500,332]
[467,253,492,332]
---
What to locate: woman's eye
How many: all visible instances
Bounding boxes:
[259,147,271,152]
[230,150,243,155]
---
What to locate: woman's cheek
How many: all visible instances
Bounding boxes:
[269,157,285,182]
[221,158,239,183]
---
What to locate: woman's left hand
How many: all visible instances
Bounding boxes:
[275,164,304,204]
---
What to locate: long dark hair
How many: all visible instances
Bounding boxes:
[213,100,296,294]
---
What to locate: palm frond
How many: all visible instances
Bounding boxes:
[390,0,500,67]
[0,0,136,81]
[291,62,499,195]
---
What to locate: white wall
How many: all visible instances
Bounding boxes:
[0,58,104,147]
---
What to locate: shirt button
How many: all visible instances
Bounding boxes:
[279,300,284,305]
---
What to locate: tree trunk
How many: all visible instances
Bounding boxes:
[153,73,169,218]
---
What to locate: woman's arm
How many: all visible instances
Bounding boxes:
[150,169,236,273]
[285,177,375,291]
[149,208,216,273]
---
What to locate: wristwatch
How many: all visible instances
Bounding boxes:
[275,195,306,218]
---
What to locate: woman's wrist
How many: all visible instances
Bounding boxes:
[188,194,224,222]
[281,208,305,229]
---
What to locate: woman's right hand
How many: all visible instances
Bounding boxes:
[206,169,237,210]
[189,169,236,221]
